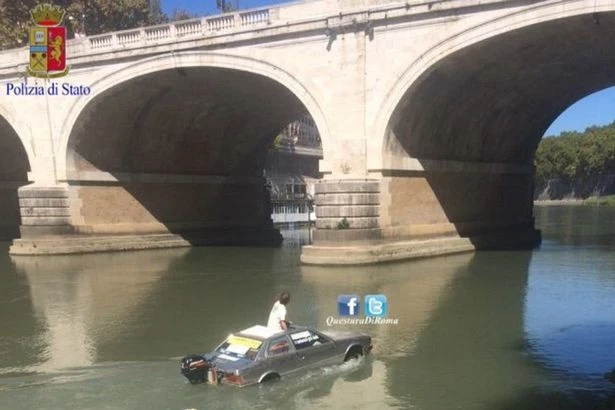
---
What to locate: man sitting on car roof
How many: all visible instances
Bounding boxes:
[267,291,291,332]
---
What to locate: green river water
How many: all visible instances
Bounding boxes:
[0,205,614,409]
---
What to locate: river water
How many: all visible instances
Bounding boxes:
[1,205,614,409]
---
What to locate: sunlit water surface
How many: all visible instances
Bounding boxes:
[0,206,614,409]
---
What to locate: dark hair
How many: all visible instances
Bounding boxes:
[279,291,290,305]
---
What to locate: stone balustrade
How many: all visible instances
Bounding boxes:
[84,9,269,53]
[0,7,271,71]
[0,0,520,74]
[1,0,514,58]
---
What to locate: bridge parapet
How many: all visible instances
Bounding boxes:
[0,0,523,75]
[84,8,270,54]
[0,7,272,75]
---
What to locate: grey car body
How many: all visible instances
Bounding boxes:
[181,325,372,387]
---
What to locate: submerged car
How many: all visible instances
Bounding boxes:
[180,324,372,387]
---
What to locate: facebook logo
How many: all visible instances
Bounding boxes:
[338,295,360,316]
[365,295,388,317]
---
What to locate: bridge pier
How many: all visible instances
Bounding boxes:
[0,182,28,240]
[15,185,73,238]
[10,178,282,255]
[301,173,541,265]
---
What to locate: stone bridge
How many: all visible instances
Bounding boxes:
[0,0,613,263]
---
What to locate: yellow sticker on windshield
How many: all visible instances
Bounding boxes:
[228,335,262,350]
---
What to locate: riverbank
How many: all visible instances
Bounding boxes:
[534,199,584,206]
[534,195,615,207]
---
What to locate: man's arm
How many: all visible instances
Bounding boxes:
[279,307,288,330]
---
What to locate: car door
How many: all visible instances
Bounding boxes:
[289,329,336,369]
[263,334,298,376]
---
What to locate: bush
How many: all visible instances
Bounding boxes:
[336,217,350,229]
[583,195,615,207]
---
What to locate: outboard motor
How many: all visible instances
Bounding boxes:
[180,354,210,384]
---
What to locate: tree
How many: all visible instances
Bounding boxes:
[535,121,615,187]
[0,0,169,50]
[71,0,151,36]
[216,0,236,13]
[148,0,167,25]
[0,0,38,49]
[169,8,195,21]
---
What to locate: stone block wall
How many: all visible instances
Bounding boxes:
[67,180,273,235]
[18,186,73,238]
[382,172,534,237]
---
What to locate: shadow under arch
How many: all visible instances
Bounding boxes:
[379,9,615,248]
[63,56,329,245]
[373,0,615,153]
[57,52,332,180]
[0,114,30,240]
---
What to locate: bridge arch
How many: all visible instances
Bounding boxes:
[373,0,615,169]
[0,105,35,170]
[0,108,31,240]
[369,0,615,247]
[57,51,331,180]
[59,51,329,241]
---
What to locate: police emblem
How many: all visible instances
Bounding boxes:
[28,3,69,78]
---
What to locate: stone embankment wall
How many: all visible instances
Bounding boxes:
[534,174,615,199]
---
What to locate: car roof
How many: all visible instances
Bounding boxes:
[237,325,278,340]
[236,325,314,341]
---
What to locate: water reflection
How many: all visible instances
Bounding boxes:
[385,251,539,410]
[300,253,476,408]
[11,248,191,372]
[503,206,615,410]
[526,247,615,379]
[0,208,614,409]
[514,206,615,409]
[0,242,45,377]
[279,227,313,248]
[301,253,475,357]
[535,205,615,247]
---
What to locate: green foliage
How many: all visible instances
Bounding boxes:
[583,195,615,207]
[0,0,38,49]
[216,0,236,13]
[169,8,196,21]
[148,0,167,24]
[336,218,350,229]
[65,0,167,36]
[535,121,615,187]
[0,0,182,50]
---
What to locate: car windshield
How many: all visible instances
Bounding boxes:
[216,334,263,361]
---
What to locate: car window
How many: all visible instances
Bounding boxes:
[267,336,291,356]
[216,334,262,361]
[290,330,328,350]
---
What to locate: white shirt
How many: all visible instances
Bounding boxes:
[267,301,287,331]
